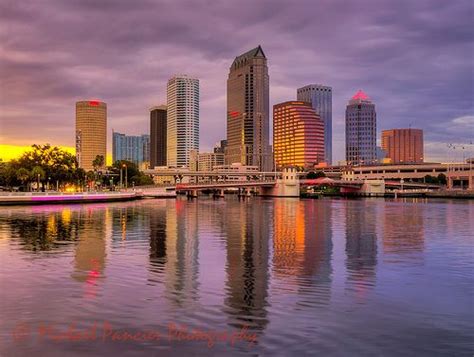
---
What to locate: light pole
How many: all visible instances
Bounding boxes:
[122,164,128,189]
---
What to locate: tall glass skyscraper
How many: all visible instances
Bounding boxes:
[297,85,332,164]
[345,90,377,166]
[167,76,199,168]
[226,45,271,171]
[112,131,150,166]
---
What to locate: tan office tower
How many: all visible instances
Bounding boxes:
[382,128,424,164]
[75,100,107,171]
[226,45,270,171]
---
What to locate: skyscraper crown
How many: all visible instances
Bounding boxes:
[231,45,266,69]
[349,89,372,104]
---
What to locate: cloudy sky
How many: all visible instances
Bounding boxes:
[1,0,473,162]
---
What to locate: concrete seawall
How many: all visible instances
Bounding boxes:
[0,192,142,205]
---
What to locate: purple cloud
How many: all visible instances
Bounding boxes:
[0,0,472,162]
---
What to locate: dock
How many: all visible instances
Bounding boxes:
[0,191,143,205]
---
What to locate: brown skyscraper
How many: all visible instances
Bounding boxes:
[75,100,107,171]
[226,45,270,171]
[150,105,167,168]
[381,128,424,164]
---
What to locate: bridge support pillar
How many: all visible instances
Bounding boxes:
[187,189,198,199]
[260,167,300,197]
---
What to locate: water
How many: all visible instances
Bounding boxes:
[0,197,473,356]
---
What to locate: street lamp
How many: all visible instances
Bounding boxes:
[122,164,128,189]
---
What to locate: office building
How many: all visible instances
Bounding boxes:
[150,105,167,168]
[226,45,271,171]
[297,84,332,164]
[167,76,199,168]
[75,100,107,171]
[382,128,424,164]
[112,131,150,166]
[198,152,225,172]
[345,90,377,166]
[273,101,325,169]
[214,140,227,154]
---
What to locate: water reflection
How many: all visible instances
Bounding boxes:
[273,199,333,306]
[7,207,82,251]
[223,200,270,331]
[345,200,378,297]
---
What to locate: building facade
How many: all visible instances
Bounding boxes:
[381,128,424,164]
[150,105,167,168]
[214,140,227,154]
[112,131,150,167]
[198,152,225,172]
[273,101,325,169]
[226,45,271,171]
[75,100,107,171]
[167,76,199,168]
[345,90,377,166]
[297,84,332,164]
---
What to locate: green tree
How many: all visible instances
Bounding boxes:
[16,167,30,190]
[306,171,326,179]
[31,166,45,191]
[437,173,447,185]
[92,155,105,170]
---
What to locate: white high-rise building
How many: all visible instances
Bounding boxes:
[166,75,200,167]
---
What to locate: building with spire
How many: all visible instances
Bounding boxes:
[345,90,377,166]
[226,45,271,171]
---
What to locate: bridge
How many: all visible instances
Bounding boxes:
[142,167,444,198]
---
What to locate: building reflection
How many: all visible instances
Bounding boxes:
[273,199,333,306]
[383,202,424,257]
[345,200,378,298]
[147,200,200,307]
[223,200,270,332]
[71,206,111,298]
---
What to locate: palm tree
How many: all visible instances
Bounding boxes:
[31,166,45,192]
[16,168,30,191]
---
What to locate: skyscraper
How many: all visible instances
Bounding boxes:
[150,105,167,168]
[345,90,377,166]
[273,101,325,169]
[166,76,199,168]
[75,100,107,171]
[226,45,270,171]
[382,128,424,164]
[112,131,150,166]
[297,84,332,164]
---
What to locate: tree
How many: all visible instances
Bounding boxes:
[31,166,45,191]
[16,167,30,190]
[92,155,105,170]
[437,173,447,185]
[306,171,326,179]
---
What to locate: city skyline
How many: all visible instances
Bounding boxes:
[0,1,472,163]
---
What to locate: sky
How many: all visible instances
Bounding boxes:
[0,0,473,163]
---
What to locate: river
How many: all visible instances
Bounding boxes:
[0,197,473,356]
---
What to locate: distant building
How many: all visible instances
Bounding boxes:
[226,45,271,171]
[381,129,424,164]
[213,163,259,182]
[345,90,377,166]
[167,76,199,168]
[150,105,167,168]
[214,140,227,154]
[297,84,332,164]
[189,149,199,171]
[112,131,150,167]
[376,146,389,164]
[75,100,107,171]
[198,152,225,172]
[273,101,325,169]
